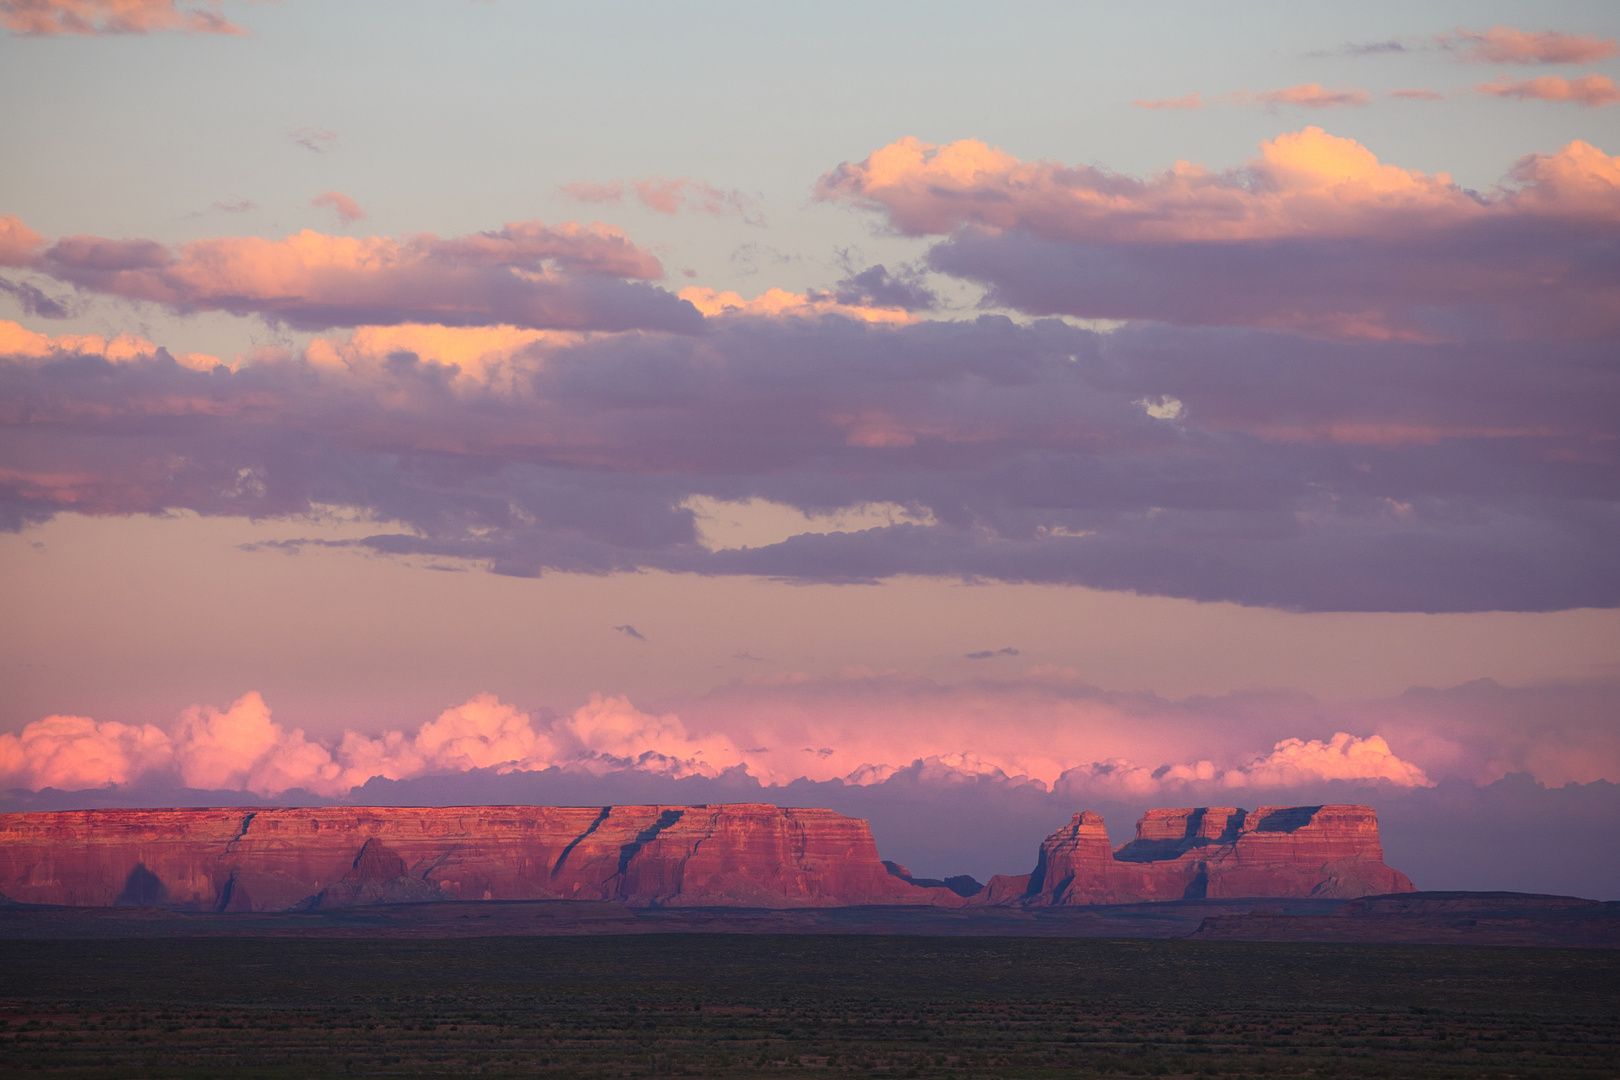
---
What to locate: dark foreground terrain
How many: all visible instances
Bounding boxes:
[2,934,1616,1080]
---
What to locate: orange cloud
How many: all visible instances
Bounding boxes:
[0,317,223,369]
[311,191,365,223]
[1478,74,1620,107]
[817,128,1620,243]
[1449,26,1619,65]
[0,0,247,35]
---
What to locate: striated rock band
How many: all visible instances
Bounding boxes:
[0,802,1412,912]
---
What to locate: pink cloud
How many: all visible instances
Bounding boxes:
[0,0,246,35]
[561,176,762,223]
[311,191,364,224]
[2,218,699,332]
[1237,84,1372,109]
[0,691,740,796]
[1447,26,1619,65]
[1478,74,1620,107]
[1131,92,1202,110]
[1388,88,1445,101]
[0,713,171,789]
[816,127,1620,242]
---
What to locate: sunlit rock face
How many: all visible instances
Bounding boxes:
[0,802,1411,911]
[0,804,968,911]
[978,805,1414,906]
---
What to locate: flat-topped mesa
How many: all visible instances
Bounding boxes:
[979,804,1413,905]
[0,804,968,912]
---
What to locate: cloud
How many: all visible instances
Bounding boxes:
[290,126,338,153]
[964,648,1019,660]
[1237,84,1372,110]
[211,198,257,214]
[828,264,937,311]
[1,217,700,332]
[1131,92,1202,110]
[311,191,365,224]
[612,624,647,641]
[0,0,247,35]
[560,177,762,224]
[0,713,171,789]
[3,300,1617,611]
[0,276,74,318]
[817,128,1620,341]
[1388,88,1445,101]
[0,315,220,368]
[677,285,918,324]
[1446,26,1619,65]
[2,690,741,796]
[1477,74,1620,107]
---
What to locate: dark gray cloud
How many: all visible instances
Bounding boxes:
[2,312,1615,611]
[613,624,647,641]
[0,276,73,318]
[829,264,937,311]
[965,648,1020,660]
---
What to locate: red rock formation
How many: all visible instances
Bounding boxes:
[0,804,967,911]
[981,804,1413,906]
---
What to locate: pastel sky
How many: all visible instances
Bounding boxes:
[2,0,1618,895]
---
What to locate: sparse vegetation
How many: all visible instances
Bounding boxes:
[1,936,1615,1078]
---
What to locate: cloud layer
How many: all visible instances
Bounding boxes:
[817,128,1620,341]
[2,288,1615,611]
[0,215,697,332]
[7,671,1614,813]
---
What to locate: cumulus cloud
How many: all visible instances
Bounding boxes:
[0,0,246,35]
[1477,74,1620,107]
[0,217,699,333]
[1,691,741,796]
[1445,26,1619,65]
[817,128,1620,341]
[0,713,171,789]
[560,177,762,224]
[311,191,365,223]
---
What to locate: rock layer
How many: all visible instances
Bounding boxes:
[0,804,967,911]
[980,804,1413,905]
[0,802,1413,911]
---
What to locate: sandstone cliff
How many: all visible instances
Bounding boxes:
[978,804,1413,905]
[0,804,967,912]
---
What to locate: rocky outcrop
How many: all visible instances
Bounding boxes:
[979,805,1413,905]
[0,802,1412,912]
[0,804,967,911]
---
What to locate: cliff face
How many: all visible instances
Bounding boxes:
[981,804,1413,905]
[0,804,966,911]
[0,802,1413,912]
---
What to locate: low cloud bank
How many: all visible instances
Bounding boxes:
[7,673,1615,812]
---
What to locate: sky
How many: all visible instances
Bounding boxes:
[1,0,1618,896]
